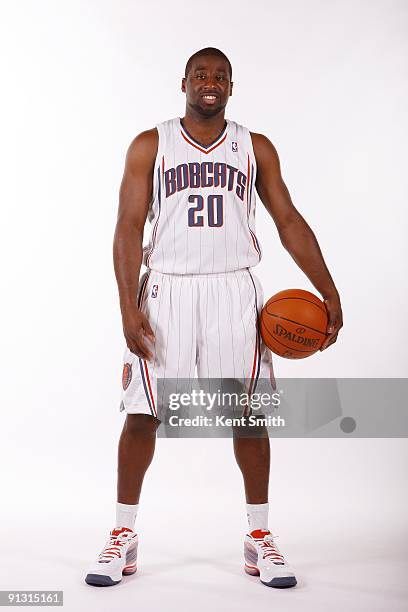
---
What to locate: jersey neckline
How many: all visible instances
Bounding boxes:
[178,118,229,154]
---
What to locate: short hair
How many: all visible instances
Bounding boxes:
[184,47,232,80]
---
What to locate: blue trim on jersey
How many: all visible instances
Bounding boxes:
[179,118,228,150]
[246,162,262,261]
[138,359,155,417]
[136,271,155,418]
[249,228,262,259]
[249,163,254,215]
[146,166,162,268]
[247,269,261,395]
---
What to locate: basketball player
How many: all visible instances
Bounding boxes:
[85,48,343,588]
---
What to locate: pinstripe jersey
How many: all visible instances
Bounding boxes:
[142,117,262,274]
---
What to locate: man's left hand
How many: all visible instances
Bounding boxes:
[320,294,343,351]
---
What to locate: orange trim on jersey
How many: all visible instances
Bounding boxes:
[137,269,150,307]
[246,269,261,407]
[248,337,259,397]
[143,360,157,417]
[246,155,251,207]
[243,328,260,417]
[245,156,262,260]
[180,129,227,154]
[249,229,261,258]
[146,157,164,268]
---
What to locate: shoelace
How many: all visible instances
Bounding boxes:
[98,531,132,562]
[260,535,284,564]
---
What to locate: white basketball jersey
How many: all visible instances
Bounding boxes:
[142,117,262,274]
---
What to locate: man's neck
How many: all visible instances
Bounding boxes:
[180,110,226,147]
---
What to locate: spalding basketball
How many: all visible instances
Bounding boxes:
[260,289,328,359]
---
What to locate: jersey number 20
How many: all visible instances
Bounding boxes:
[188,194,223,227]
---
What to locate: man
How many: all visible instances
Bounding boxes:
[85,47,343,588]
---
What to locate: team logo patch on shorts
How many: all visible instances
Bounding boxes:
[151,284,158,298]
[122,363,132,390]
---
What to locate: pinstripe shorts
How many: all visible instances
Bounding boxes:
[120,267,275,418]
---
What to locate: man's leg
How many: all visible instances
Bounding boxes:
[233,428,270,504]
[84,413,160,587]
[117,414,160,504]
[234,427,296,588]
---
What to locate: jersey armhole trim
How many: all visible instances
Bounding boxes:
[247,129,257,177]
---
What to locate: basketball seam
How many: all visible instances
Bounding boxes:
[262,313,327,336]
[266,297,327,314]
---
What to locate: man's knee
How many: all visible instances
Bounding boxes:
[124,414,161,436]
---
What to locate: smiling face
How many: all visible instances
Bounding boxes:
[181,54,233,117]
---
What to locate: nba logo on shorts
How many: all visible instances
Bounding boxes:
[151,284,158,298]
[232,141,238,152]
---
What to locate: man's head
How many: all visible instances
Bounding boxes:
[182,48,233,117]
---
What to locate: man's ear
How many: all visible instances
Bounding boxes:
[181,77,186,93]
[230,81,233,96]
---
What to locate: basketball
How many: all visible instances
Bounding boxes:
[260,289,328,359]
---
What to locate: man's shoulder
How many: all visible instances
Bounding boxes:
[249,131,271,146]
[128,127,158,153]
[125,117,179,162]
[132,127,159,145]
[249,131,278,162]
[125,128,159,167]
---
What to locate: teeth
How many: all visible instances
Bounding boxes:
[203,95,216,100]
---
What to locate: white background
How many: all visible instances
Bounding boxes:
[0,1,407,611]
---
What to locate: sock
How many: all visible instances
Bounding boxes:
[116,502,139,531]
[246,502,269,532]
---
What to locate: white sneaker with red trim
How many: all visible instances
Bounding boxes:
[85,527,138,586]
[244,529,297,588]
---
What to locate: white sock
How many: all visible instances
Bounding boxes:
[116,502,139,531]
[246,502,269,532]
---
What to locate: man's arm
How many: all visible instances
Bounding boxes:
[251,132,343,350]
[113,129,158,359]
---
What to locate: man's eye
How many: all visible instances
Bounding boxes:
[216,75,225,81]
[196,74,206,79]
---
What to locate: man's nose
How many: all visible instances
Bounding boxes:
[203,76,218,89]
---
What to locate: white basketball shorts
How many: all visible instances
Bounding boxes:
[120,268,275,418]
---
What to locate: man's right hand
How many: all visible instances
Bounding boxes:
[121,304,155,361]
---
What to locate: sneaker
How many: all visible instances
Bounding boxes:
[244,529,297,588]
[85,527,138,586]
